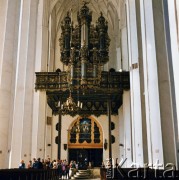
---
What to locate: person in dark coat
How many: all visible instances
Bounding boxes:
[36,158,43,169]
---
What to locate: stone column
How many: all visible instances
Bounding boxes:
[31,0,50,159]
[120,0,128,71]
[167,0,179,135]
[48,11,56,72]
[0,0,8,82]
[123,91,132,167]
[9,0,36,168]
[10,0,31,168]
[116,47,122,70]
[138,0,164,166]
[135,0,148,164]
[159,0,179,167]
[126,0,144,166]
[0,0,20,168]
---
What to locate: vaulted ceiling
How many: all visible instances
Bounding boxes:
[50,0,121,35]
[47,0,122,70]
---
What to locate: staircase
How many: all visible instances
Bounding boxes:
[71,169,92,179]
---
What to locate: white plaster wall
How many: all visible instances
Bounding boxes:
[121,27,129,71]
[92,115,119,164]
[108,35,117,70]
[118,91,132,168]
[111,115,120,165]
[32,92,47,159]
[51,115,58,160]
[45,105,53,159]
[51,114,79,161]
[118,106,124,161]
[61,115,78,160]
[55,30,63,71]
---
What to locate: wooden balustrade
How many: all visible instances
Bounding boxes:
[0,169,59,180]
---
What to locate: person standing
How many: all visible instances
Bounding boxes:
[19,160,25,169]
[36,158,43,169]
[27,160,32,169]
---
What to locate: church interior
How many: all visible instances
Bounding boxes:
[0,0,179,179]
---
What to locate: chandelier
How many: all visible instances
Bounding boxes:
[59,1,110,92]
[57,90,83,115]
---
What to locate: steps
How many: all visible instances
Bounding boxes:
[71,169,92,179]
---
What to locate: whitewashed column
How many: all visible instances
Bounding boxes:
[61,115,72,160]
[166,0,179,168]
[120,0,129,71]
[9,0,32,168]
[31,0,49,159]
[168,0,179,140]
[126,0,144,166]
[48,11,56,72]
[139,0,164,166]
[0,0,20,169]
[176,0,179,46]
[123,91,132,167]
[116,47,122,70]
[20,0,39,165]
[0,0,8,83]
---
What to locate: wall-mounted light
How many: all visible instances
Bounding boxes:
[104,139,108,150]
[64,144,67,151]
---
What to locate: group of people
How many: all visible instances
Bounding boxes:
[19,158,78,179]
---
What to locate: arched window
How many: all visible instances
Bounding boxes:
[68,116,103,149]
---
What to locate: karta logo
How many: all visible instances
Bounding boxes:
[104,158,115,178]
[104,158,177,179]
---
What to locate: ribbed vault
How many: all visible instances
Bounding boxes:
[51,0,120,33]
